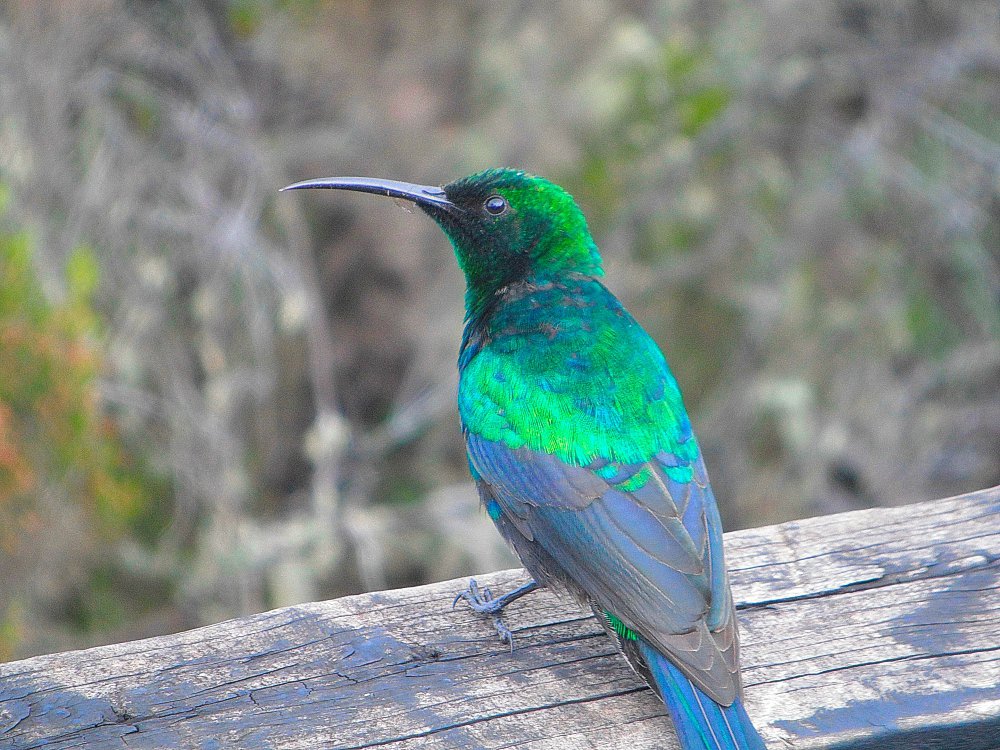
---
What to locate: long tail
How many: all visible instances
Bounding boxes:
[638,640,766,750]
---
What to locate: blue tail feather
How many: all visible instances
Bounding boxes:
[639,640,766,750]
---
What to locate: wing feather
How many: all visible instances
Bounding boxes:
[468,433,739,704]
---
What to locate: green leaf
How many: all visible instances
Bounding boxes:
[67,245,100,302]
[679,85,730,137]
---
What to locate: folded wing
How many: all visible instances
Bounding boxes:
[467,433,739,705]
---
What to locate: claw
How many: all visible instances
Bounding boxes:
[495,618,514,652]
[453,577,516,648]
[451,577,540,651]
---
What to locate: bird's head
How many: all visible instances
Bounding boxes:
[282,168,603,310]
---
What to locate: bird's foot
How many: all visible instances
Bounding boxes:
[452,578,507,615]
[453,578,515,649]
[452,578,539,651]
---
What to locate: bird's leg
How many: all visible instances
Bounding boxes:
[455,578,539,615]
[453,578,539,649]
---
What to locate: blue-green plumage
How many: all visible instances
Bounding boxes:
[283,168,766,750]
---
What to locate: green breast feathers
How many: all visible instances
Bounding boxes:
[458,277,699,473]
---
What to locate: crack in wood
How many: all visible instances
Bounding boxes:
[334,686,650,750]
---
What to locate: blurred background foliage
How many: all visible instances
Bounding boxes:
[0,0,997,660]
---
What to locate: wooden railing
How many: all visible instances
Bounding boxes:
[2,486,998,749]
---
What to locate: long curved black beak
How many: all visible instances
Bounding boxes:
[280,176,454,209]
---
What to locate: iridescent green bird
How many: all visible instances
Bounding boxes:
[283,169,766,750]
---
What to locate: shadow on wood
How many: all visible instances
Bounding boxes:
[1,486,999,749]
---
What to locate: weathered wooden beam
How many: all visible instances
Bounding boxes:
[1,486,998,750]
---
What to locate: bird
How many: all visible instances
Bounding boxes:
[282,169,766,750]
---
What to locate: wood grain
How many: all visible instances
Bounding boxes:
[2,486,998,749]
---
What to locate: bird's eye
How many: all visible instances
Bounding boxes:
[484,195,508,215]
